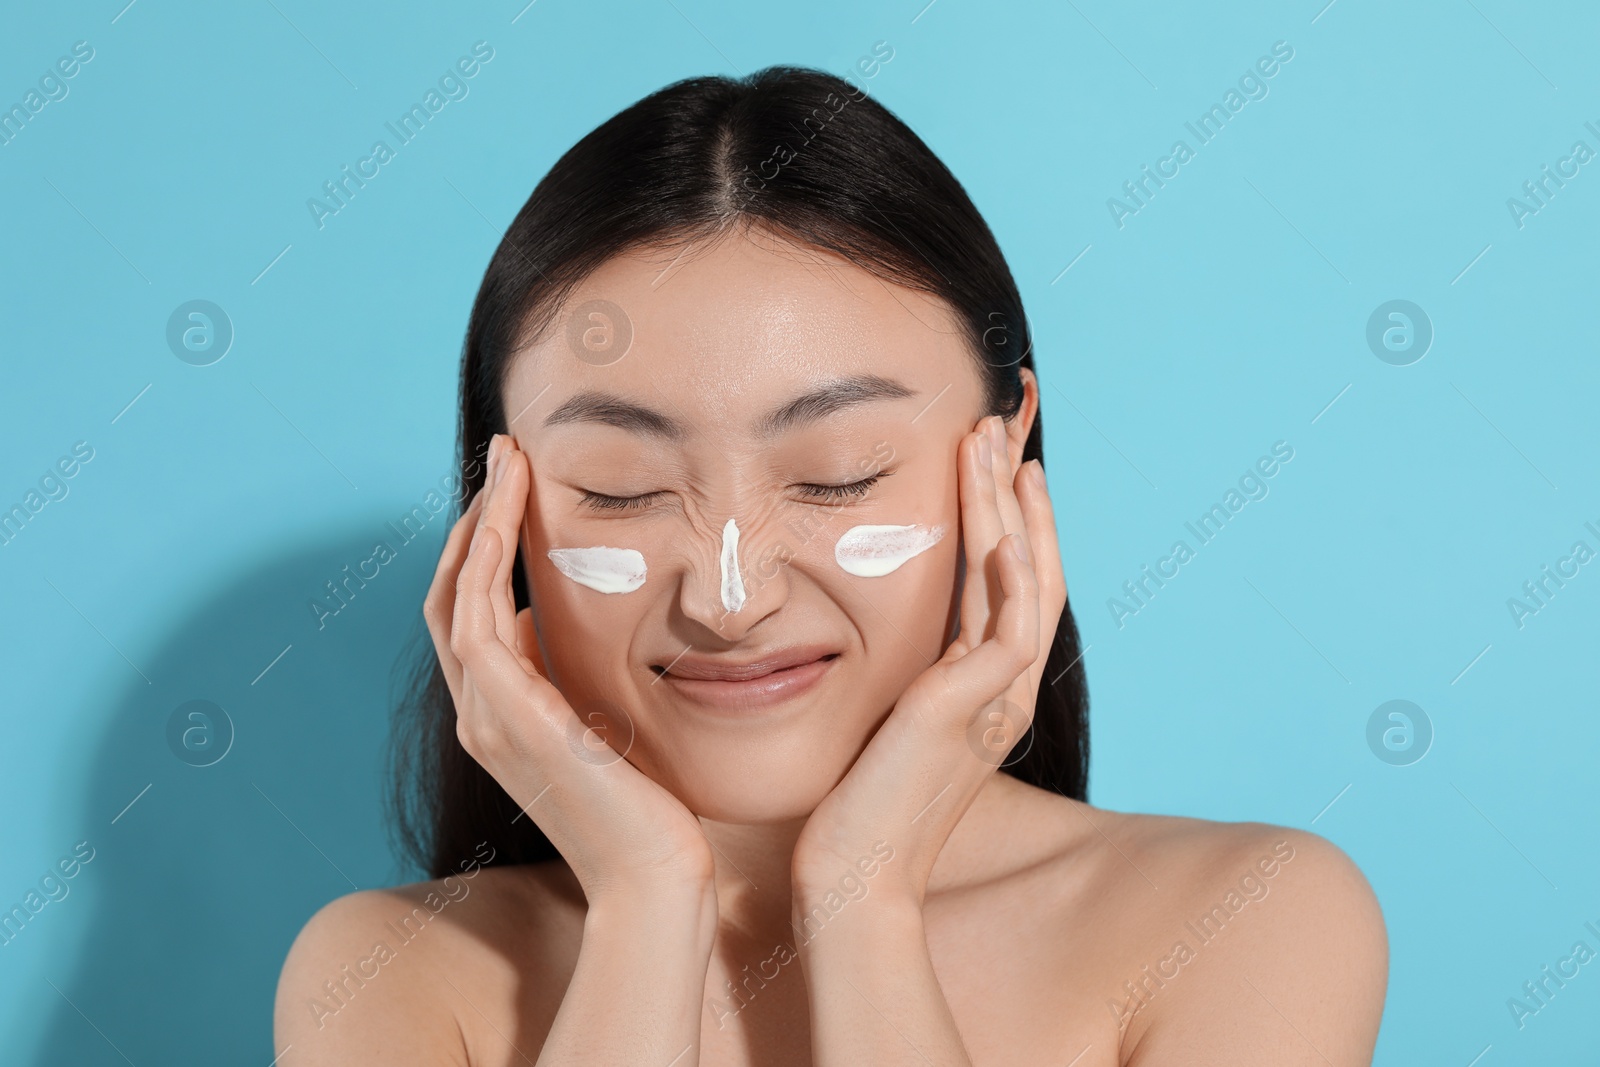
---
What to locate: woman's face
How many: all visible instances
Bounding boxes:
[500,226,1035,823]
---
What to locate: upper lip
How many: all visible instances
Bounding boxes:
[659,646,837,682]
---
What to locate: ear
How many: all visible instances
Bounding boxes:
[1004,367,1040,471]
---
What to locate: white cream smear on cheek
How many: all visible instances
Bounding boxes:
[546,546,647,594]
[835,524,946,577]
[720,518,746,613]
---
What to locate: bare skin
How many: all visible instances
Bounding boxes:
[274,226,1387,1066]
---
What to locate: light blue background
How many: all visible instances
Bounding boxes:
[1,0,1595,1062]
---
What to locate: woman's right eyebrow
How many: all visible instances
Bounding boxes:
[542,375,916,441]
[543,392,684,439]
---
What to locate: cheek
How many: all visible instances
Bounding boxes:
[789,511,961,643]
[821,528,961,739]
[833,523,946,577]
[522,539,654,691]
[546,545,647,593]
[527,480,657,598]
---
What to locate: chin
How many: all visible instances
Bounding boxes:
[626,739,855,825]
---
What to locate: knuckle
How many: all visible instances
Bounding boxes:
[454,715,482,760]
[455,708,500,759]
[1008,636,1038,673]
[455,697,525,767]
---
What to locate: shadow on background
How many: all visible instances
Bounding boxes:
[31,526,441,1065]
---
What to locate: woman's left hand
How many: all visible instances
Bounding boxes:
[791,413,1067,906]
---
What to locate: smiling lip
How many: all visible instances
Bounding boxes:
[657,647,838,710]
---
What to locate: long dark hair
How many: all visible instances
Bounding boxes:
[390,65,1090,879]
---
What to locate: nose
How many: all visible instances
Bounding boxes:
[675,515,792,638]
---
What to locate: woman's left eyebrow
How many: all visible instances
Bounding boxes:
[754,374,917,438]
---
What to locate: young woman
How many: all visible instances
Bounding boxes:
[275,66,1387,1065]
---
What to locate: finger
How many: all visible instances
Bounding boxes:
[482,436,527,643]
[1016,459,1065,630]
[452,461,508,656]
[453,524,570,749]
[957,426,1005,644]
[946,532,1041,717]
[1008,459,1063,699]
[424,486,487,700]
[986,416,1032,566]
[453,525,536,707]
[453,516,504,668]
[988,445,1044,705]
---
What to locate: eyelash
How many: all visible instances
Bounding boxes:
[579,491,661,512]
[798,473,883,503]
[579,474,886,512]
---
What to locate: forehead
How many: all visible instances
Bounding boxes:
[504,227,982,436]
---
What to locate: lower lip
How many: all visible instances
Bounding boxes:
[661,656,836,711]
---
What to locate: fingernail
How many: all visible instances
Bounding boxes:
[469,522,485,555]
[976,432,992,469]
[493,445,508,488]
[1007,534,1025,562]
[1029,460,1046,489]
[487,434,502,468]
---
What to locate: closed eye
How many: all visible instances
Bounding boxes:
[578,472,888,512]
[579,490,663,511]
[796,473,884,503]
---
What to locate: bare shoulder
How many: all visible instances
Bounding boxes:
[958,780,1385,1064]
[273,860,585,1066]
[1078,803,1389,1066]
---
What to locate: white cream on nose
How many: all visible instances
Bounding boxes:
[834,524,945,577]
[546,546,647,593]
[720,518,746,613]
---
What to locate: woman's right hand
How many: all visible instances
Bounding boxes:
[424,432,717,1065]
[423,432,716,903]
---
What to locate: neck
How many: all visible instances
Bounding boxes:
[697,816,808,935]
[693,772,1024,937]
